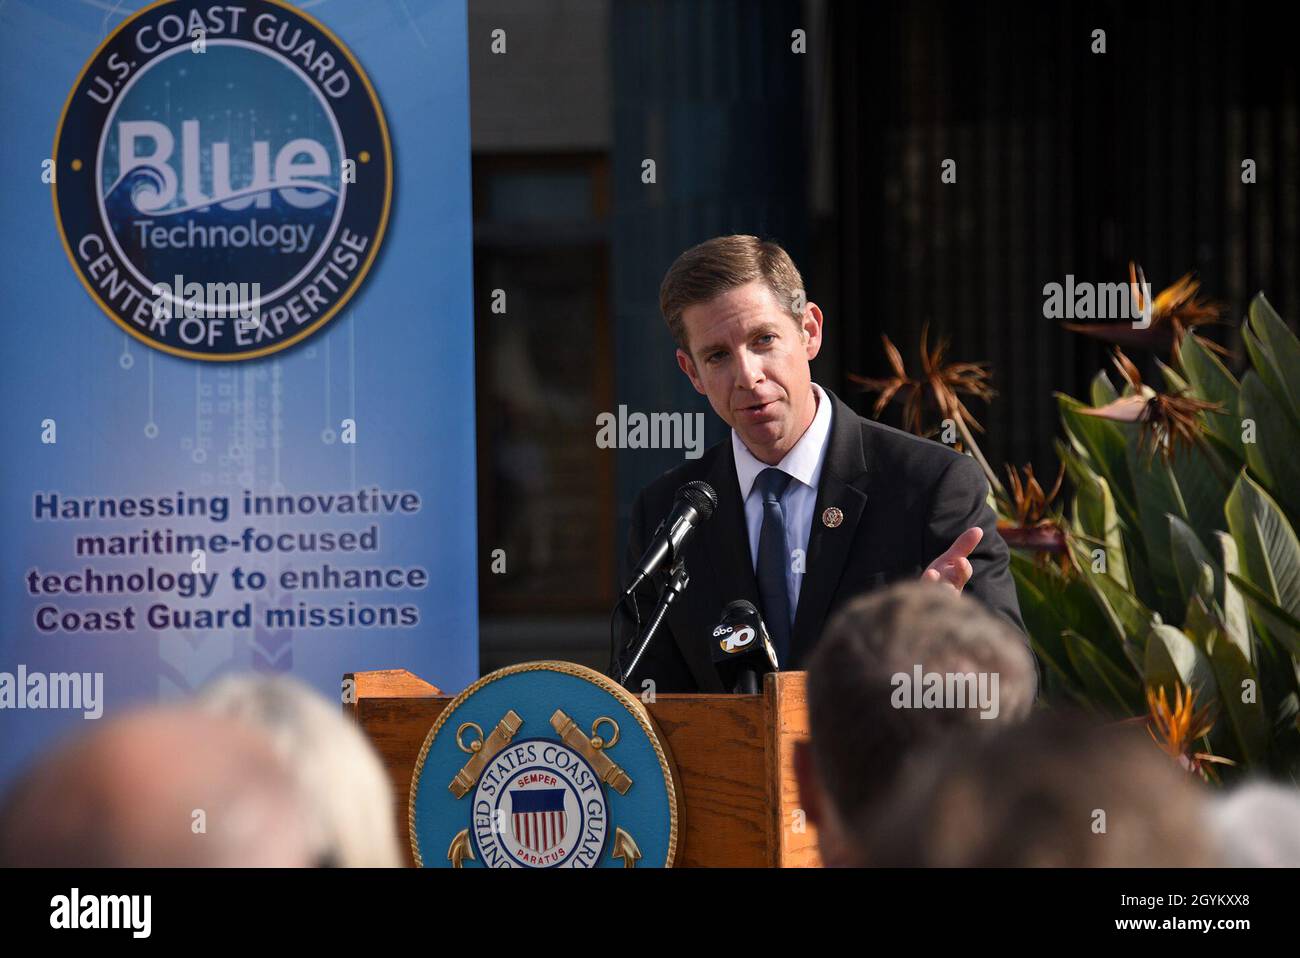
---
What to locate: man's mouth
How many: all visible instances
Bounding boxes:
[738,399,778,417]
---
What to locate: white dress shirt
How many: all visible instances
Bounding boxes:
[731,382,834,618]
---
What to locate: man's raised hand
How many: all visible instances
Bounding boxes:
[921,526,983,594]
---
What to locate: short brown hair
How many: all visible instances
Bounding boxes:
[658,235,806,351]
[806,582,1037,828]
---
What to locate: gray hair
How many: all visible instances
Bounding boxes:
[806,581,1037,827]
[198,674,402,867]
[0,707,312,867]
[1208,781,1300,867]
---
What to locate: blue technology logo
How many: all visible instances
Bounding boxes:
[53,0,392,360]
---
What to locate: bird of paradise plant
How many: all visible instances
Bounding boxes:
[998,463,1068,562]
[848,322,1003,496]
[1076,348,1224,463]
[1146,681,1234,782]
[1061,262,1226,359]
[850,326,1073,557]
[849,277,1300,781]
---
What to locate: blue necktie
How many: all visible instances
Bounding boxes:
[754,467,794,667]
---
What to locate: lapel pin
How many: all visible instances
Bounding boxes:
[822,506,844,528]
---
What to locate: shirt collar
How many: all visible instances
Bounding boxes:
[732,383,834,501]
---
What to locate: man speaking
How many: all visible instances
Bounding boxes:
[615,235,1025,693]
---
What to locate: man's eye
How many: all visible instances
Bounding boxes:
[756,334,775,346]
[707,351,727,364]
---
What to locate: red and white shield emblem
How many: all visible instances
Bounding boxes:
[510,787,568,853]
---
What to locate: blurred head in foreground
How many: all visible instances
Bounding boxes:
[0,706,312,867]
[1207,781,1300,867]
[198,673,401,867]
[795,581,1037,866]
[860,712,1212,867]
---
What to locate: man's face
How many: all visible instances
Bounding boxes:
[676,280,823,465]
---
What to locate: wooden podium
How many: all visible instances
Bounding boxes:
[344,667,821,867]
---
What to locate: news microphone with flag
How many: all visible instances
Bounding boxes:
[622,480,718,597]
[711,599,780,694]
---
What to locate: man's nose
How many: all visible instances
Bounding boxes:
[735,350,764,390]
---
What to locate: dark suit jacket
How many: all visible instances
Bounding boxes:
[615,388,1027,692]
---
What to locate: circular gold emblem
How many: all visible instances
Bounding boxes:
[409,661,681,868]
[822,506,844,528]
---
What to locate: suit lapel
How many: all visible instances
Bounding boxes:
[789,390,870,666]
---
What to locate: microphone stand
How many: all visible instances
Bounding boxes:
[615,558,689,688]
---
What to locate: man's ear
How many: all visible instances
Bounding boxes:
[676,348,706,396]
[793,738,823,827]
[801,303,824,362]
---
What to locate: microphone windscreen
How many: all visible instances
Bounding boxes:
[723,598,758,618]
[677,480,718,520]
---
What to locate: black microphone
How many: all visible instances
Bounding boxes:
[622,481,718,597]
[710,599,780,694]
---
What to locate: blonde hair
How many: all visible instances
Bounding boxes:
[199,674,403,867]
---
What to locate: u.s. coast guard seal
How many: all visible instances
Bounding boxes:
[410,662,681,868]
[52,0,391,361]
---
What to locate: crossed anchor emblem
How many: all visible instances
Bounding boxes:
[444,709,642,867]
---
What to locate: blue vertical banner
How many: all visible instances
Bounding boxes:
[0,0,477,786]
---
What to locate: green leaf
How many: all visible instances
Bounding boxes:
[1214,532,1251,663]
[1072,471,1129,590]
[1055,438,1093,488]
[1057,393,1138,531]
[1167,441,1232,545]
[1057,436,1156,609]
[1178,332,1245,461]
[1122,534,1161,616]
[1202,430,1245,473]
[1144,622,1216,710]
[1178,330,1240,395]
[1169,514,1217,609]
[1225,470,1300,622]
[1227,572,1300,660]
[1223,568,1300,758]
[1223,468,1300,733]
[1010,555,1078,692]
[1090,369,1118,408]
[1159,360,1238,499]
[1189,571,1269,768]
[1010,551,1114,692]
[1157,358,1190,395]
[1125,440,1194,617]
[1063,629,1145,716]
[1066,534,1154,673]
[1244,292,1300,429]
[1238,371,1300,518]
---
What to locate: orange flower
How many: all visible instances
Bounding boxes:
[1146,681,1233,780]
[1129,263,1225,355]
[1004,462,1064,527]
[996,462,1068,565]
[1061,262,1226,359]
